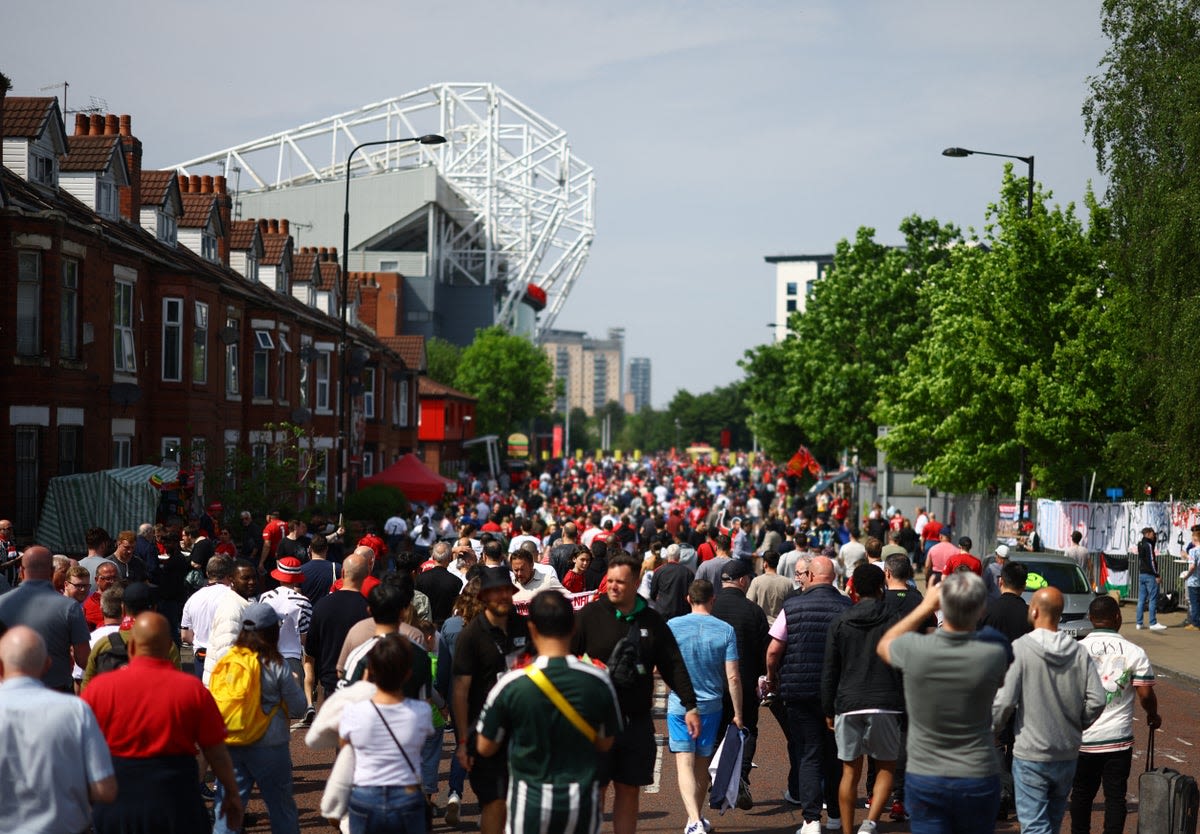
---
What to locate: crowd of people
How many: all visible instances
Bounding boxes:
[0,451,1167,834]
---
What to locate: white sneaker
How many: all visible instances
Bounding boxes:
[1135,624,1143,630]
[701,819,712,834]
[858,821,878,834]
[444,791,461,826]
[685,821,706,834]
[797,821,821,834]
[1150,623,1168,631]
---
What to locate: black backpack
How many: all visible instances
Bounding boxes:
[92,632,129,676]
[606,622,644,689]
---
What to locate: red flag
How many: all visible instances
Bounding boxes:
[786,446,821,477]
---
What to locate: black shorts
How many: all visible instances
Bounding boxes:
[470,744,509,805]
[599,711,657,787]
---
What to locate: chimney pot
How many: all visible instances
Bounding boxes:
[281,219,289,236]
[90,114,103,134]
[104,114,118,135]
[215,175,227,194]
[177,174,189,193]
[259,218,268,233]
[74,113,88,135]
[201,175,213,194]
[118,115,131,137]
[269,219,279,234]
[330,247,338,261]
[189,175,201,194]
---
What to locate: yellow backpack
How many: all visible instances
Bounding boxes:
[210,646,278,746]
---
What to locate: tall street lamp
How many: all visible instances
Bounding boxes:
[942,147,1034,218]
[336,133,447,517]
[942,144,1035,525]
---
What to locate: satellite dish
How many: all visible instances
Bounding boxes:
[109,383,142,406]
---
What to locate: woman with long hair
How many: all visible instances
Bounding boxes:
[211,602,307,834]
[340,633,435,834]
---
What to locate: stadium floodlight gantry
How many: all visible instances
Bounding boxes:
[174,82,595,338]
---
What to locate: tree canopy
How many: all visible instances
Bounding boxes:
[453,326,555,440]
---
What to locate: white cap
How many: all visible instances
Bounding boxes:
[995,544,1010,559]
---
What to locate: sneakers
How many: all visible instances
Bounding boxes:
[1149,623,1168,631]
[824,817,841,829]
[445,791,461,826]
[685,821,706,834]
[797,821,821,834]
[701,818,712,833]
[890,800,909,821]
[1136,623,1144,630]
[784,789,803,806]
[1185,623,1200,631]
[736,779,753,810]
[857,821,878,834]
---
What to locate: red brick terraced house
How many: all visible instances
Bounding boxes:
[0,97,424,542]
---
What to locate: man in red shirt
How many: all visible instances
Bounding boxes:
[83,561,120,630]
[943,537,983,576]
[83,612,241,833]
[260,510,287,574]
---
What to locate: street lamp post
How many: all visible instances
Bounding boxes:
[942,145,1035,526]
[336,133,446,518]
[942,147,1034,218]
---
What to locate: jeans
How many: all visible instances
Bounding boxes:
[420,728,440,795]
[1069,749,1132,834]
[1013,757,1076,834]
[905,771,1001,834]
[448,748,466,796]
[212,743,298,834]
[786,698,840,822]
[1188,585,1200,628]
[1136,573,1159,626]
[348,785,427,834]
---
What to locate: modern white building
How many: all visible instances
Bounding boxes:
[763,253,834,341]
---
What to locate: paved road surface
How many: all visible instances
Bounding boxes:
[266,665,1198,834]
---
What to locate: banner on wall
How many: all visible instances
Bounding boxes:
[1034,498,1199,556]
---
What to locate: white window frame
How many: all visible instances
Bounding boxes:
[362,449,375,478]
[162,298,183,382]
[254,330,275,350]
[314,350,331,412]
[31,152,55,186]
[156,209,177,244]
[276,333,290,401]
[17,251,41,357]
[193,301,209,384]
[161,436,182,467]
[97,179,118,219]
[112,435,132,469]
[246,252,259,285]
[362,367,376,419]
[225,317,240,396]
[201,224,218,263]
[60,260,79,359]
[114,280,136,373]
[252,349,270,399]
[398,376,410,427]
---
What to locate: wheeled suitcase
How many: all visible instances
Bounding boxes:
[1139,730,1199,834]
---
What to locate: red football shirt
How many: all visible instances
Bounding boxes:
[82,656,227,757]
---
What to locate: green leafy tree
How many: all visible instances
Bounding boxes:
[453,326,555,441]
[741,217,958,462]
[425,337,463,386]
[879,172,1114,497]
[1084,0,1200,492]
[202,421,325,519]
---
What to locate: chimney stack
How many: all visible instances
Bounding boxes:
[74,113,88,135]
[117,115,142,222]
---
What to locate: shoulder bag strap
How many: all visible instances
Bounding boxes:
[524,664,597,743]
[371,701,420,776]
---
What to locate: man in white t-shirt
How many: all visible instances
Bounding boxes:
[1068,595,1160,834]
[259,556,314,721]
[180,554,234,680]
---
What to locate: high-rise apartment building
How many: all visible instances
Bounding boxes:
[628,357,651,413]
[541,328,624,416]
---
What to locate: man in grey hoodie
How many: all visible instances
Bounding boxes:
[992,587,1106,834]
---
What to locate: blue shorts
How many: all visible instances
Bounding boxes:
[667,711,722,757]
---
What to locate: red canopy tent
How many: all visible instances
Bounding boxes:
[358,453,455,504]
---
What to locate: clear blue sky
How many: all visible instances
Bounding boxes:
[4,1,1108,407]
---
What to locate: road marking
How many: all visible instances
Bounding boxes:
[1165,754,1185,763]
[1177,738,1194,747]
[646,683,668,795]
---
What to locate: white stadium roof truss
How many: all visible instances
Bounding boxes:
[175,82,595,336]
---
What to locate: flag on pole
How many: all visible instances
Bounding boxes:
[786,446,821,477]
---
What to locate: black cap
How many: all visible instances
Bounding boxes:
[721,559,753,582]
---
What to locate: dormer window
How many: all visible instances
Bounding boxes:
[97,180,118,219]
[157,209,177,244]
[275,265,288,294]
[202,230,218,263]
[31,153,56,187]
[246,252,259,284]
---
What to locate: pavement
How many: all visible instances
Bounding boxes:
[1112,601,1200,686]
